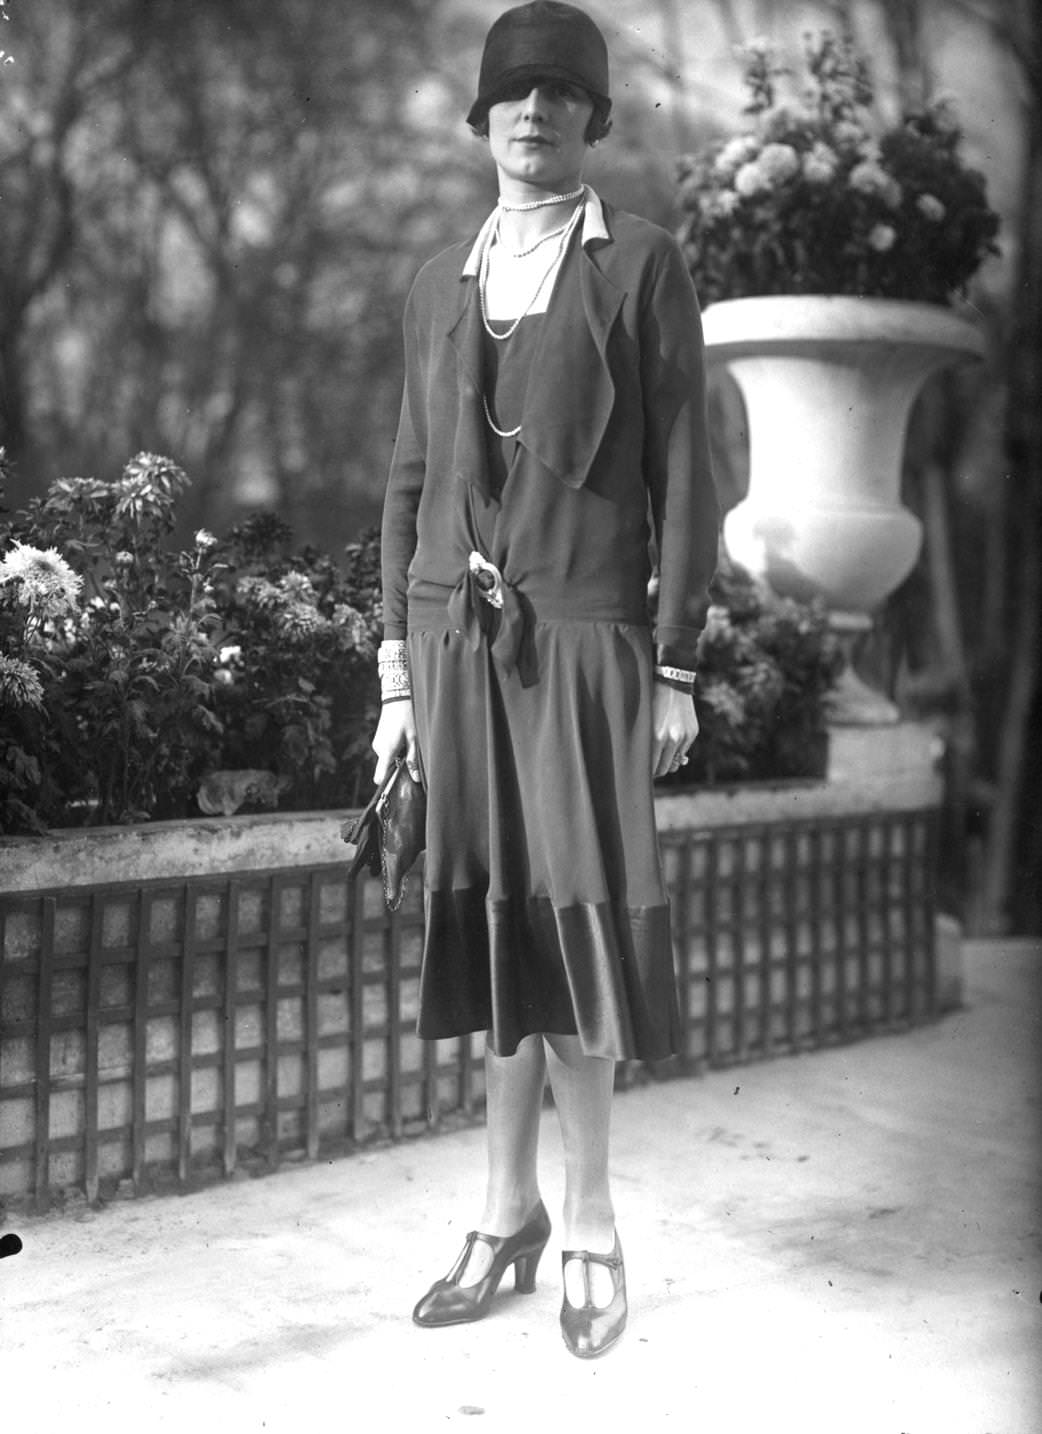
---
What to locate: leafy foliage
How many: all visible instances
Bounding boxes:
[1,453,380,832]
[2,453,840,832]
[658,559,842,790]
[676,32,1000,306]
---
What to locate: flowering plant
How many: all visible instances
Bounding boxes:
[657,558,842,788]
[0,452,382,832]
[676,32,1000,306]
[3,450,840,831]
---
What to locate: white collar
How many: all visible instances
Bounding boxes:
[461,184,609,277]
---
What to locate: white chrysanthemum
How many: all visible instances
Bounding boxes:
[849,160,900,206]
[757,142,800,186]
[868,223,897,252]
[194,529,217,551]
[917,193,946,222]
[734,160,769,197]
[713,135,760,180]
[0,654,45,709]
[832,120,867,149]
[704,190,741,221]
[332,603,372,651]
[278,572,317,605]
[0,541,83,617]
[276,604,322,640]
[802,141,839,185]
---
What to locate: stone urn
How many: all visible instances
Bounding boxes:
[702,295,986,723]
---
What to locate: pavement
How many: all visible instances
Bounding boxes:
[1,938,1039,1434]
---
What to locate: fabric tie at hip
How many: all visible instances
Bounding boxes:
[447,551,528,673]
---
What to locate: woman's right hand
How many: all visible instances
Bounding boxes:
[371,698,421,786]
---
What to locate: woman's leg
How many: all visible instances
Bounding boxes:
[457,1032,548,1285]
[544,1034,618,1306]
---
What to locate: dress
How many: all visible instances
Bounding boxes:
[381,190,719,1061]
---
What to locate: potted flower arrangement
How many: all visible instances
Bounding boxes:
[677,31,1000,306]
[676,33,1000,723]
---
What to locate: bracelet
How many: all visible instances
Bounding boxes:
[378,639,411,702]
[654,674,694,695]
[377,639,408,670]
[654,663,696,694]
[654,663,697,684]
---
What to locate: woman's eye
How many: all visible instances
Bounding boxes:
[500,79,584,104]
[545,82,582,101]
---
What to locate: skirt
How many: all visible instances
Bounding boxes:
[408,618,681,1062]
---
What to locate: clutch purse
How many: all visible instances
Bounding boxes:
[340,755,426,911]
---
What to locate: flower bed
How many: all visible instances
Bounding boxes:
[3,454,841,831]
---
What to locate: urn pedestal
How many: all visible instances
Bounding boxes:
[702,296,985,723]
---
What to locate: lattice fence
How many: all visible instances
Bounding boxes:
[0,809,937,1211]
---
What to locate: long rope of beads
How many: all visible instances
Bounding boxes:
[482,395,522,439]
[499,214,574,259]
[478,201,582,343]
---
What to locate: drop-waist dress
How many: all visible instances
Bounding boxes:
[380,198,719,1062]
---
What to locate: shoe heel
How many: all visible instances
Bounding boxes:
[513,1246,544,1294]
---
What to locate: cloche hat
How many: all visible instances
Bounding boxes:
[467,1,611,129]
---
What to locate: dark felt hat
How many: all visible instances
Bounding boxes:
[467,2,611,128]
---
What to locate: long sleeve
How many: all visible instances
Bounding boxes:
[639,240,720,671]
[380,292,426,639]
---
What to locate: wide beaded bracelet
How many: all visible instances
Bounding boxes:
[378,639,412,704]
[654,663,696,694]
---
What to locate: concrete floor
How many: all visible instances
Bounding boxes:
[1,940,1039,1434]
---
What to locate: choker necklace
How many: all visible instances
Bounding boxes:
[497,184,585,213]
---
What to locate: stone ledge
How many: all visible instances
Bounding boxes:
[0,723,943,896]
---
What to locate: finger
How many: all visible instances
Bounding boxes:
[652,742,675,780]
[658,744,690,779]
[405,734,422,784]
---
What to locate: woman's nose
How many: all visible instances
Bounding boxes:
[521,87,550,117]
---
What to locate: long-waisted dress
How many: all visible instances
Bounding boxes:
[381,195,720,1062]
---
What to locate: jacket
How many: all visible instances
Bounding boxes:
[380,189,719,670]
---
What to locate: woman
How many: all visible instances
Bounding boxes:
[372,0,718,1358]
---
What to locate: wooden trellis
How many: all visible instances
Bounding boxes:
[0,809,937,1211]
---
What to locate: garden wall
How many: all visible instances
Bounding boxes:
[0,725,944,1213]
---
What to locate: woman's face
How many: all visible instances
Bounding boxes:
[486,78,595,196]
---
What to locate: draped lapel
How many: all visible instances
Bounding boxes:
[446,277,493,499]
[443,223,626,498]
[520,238,625,490]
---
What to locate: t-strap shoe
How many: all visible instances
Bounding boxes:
[559,1232,627,1358]
[412,1200,552,1327]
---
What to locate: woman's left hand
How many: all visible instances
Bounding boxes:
[651,684,699,780]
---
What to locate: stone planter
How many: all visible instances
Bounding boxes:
[702,295,985,723]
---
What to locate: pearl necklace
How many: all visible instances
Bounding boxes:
[478,201,582,343]
[483,395,522,440]
[499,214,574,259]
[497,183,585,213]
